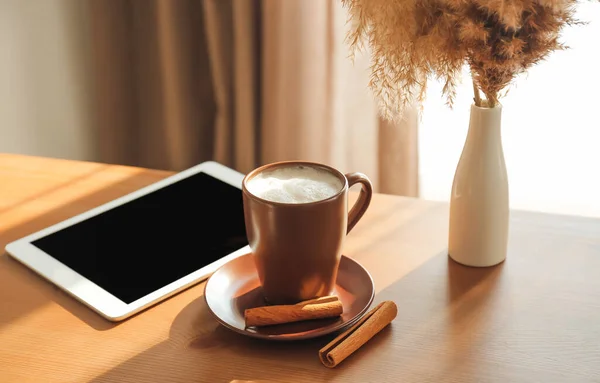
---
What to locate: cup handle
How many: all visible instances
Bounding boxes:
[345,172,373,234]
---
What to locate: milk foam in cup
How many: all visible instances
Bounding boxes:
[246,165,343,204]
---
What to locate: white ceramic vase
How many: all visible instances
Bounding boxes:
[448,103,509,267]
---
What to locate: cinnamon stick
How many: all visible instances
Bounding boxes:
[319,301,397,368]
[244,295,343,327]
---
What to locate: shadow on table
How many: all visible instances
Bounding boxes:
[88,250,505,382]
[372,252,506,381]
[88,293,344,382]
[0,169,169,331]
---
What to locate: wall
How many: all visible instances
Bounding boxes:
[0,0,96,161]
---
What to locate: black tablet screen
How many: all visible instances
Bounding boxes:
[32,171,247,304]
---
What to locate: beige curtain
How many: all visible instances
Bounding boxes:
[88,0,418,196]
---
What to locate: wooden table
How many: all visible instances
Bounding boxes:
[1,154,599,383]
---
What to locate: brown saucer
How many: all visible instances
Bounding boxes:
[204,252,375,341]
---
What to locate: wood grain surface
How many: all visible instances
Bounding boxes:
[1,153,599,382]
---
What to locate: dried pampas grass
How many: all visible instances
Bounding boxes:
[342,0,581,120]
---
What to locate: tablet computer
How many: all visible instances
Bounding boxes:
[5,161,249,322]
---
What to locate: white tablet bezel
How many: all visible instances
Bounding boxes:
[5,161,250,322]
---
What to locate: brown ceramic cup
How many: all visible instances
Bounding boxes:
[242,161,373,305]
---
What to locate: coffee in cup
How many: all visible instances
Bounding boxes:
[245,164,343,204]
[242,161,373,304]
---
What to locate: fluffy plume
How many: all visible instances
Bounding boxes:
[342,0,580,120]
